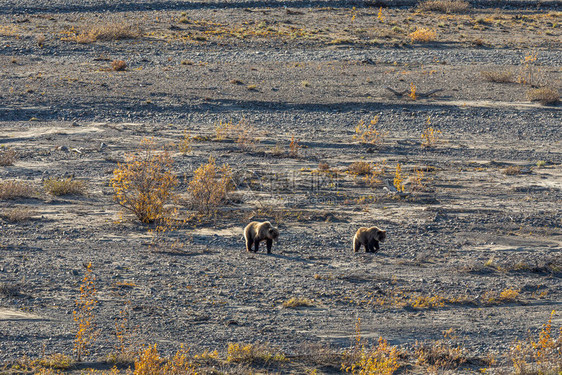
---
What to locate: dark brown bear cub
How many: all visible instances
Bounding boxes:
[244,221,280,254]
[353,226,386,253]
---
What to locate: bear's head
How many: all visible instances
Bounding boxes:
[377,230,386,243]
[268,226,280,241]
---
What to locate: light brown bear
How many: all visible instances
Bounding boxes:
[353,226,386,253]
[244,221,280,254]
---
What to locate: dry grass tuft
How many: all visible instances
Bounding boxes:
[0,146,17,166]
[499,288,520,301]
[409,28,437,42]
[34,353,75,370]
[111,60,127,71]
[527,87,560,105]
[44,177,86,196]
[214,118,259,150]
[0,25,19,37]
[0,180,37,200]
[414,336,466,373]
[481,70,514,83]
[348,161,373,176]
[192,349,220,367]
[417,0,470,13]
[482,288,520,305]
[74,23,142,44]
[298,342,341,367]
[282,297,315,308]
[318,162,331,171]
[105,350,137,367]
[227,342,287,365]
[503,166,524,175]
[1,206,34,222]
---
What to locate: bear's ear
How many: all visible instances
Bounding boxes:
[380,230,386,235]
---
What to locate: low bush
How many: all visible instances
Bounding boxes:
[527,87,560,105]
[503,165,524,175]
[342,320,400,375]
[393,163,405,193]
[111,138,178,224]
[178,131,193,155]
[353,115,386,145]
[227,342,287,365]
[421,117,442,148]
[344,338,400,375]
[34,353,75,370]
[0,180,37,200]
[282,297,314,308]
[289,135,301,157]
[1,206,34,222]
[111,60,127,71]
[414,336,466,373]
[134,344,197,375]
[187,156,233,216]
[409,28,437,43]
[482,288,520,304]
[348,162,373,176]
[364,160,388,187]
[318,162,331,171]
[510,310,562,374]
[44,177,86,196]
[74,23,142,43]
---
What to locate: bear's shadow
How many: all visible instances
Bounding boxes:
[246,252,316,264]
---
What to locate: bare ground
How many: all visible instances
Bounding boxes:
[0,1,561,373]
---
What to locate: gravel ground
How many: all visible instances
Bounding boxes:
[0,1,561,373]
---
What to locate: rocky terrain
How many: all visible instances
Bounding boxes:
[0,0,561,373]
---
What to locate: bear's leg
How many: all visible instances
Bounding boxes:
[266,239,273,254]
[246,236,253,252]
[353,238,362,252]
[253,239,261,252]
[373,240,380,253]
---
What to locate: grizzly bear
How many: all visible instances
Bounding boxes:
[244,221,280,254]
[353,226,386,253]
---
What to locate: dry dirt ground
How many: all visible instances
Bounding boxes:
[0,0,561,373]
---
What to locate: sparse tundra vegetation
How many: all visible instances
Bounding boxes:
[0,0,561,373]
